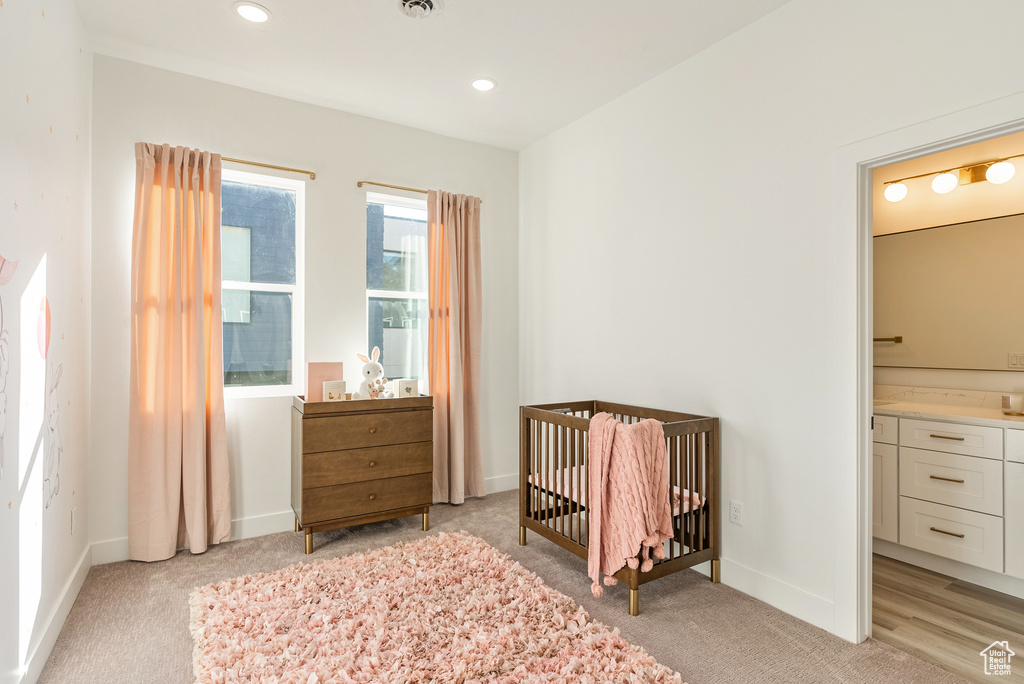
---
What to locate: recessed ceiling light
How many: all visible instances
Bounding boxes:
[472,78,495,92]
[234,1,270,23]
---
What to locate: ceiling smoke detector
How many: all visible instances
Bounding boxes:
[397,0,443,19]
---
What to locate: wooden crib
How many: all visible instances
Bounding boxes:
[519,400,720,615]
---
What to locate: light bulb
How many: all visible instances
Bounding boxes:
[883,182,907,203]
[986,161,1016,185]
[472,78,495,92]
[931,172,958,194]
[235,2,270,22]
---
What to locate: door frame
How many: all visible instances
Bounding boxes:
[841,95,1024,643]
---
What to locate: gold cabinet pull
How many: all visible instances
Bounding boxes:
[929,434,965,441]
[929,475,965,484]
[929,526,965,539]
[368,460,377,468]
[369,493,377,501]
[369,427,378,434]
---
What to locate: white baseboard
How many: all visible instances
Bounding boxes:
[20,545,91,684]
[721,558,835,635]
[874,538,1024,600]
[90,536,129,565]
[91,511,298,566]
[229,510,295,541]
[485,473,517,494]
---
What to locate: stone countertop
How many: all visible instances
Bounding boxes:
[873,400,1024,429]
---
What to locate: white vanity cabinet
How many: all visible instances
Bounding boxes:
[1005,429,1024,580]
[896,417,1004,573]
[872,415,899,543]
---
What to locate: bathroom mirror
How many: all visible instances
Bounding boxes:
[874,212,1024,371]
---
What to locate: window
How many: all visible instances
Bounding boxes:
[221,169,304,396]
[366,192,428,394]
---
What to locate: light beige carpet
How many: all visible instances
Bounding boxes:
[40,490,965,683]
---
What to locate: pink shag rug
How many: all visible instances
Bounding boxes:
[190,531,683,684]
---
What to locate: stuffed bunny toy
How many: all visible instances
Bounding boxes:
[351,347,393,400]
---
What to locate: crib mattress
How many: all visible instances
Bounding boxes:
[528,466,703,516]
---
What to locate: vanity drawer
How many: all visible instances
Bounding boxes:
[872,415,898,445]
[899,418,1003,460]
[302,410,432,453]
[898,496,1003,573]
[899,447,1002,516]
[1006,428,1024,464]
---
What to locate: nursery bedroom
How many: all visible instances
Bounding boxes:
[3,1,1024,683]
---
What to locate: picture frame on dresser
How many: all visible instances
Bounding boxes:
[291,394,433,554]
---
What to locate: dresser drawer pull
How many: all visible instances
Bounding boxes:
[368,461,377,468]
[929,475,965,484]
[928,434,964,441]
[369,494,377,501]
[369,427,378,434]
[929,526,965,539]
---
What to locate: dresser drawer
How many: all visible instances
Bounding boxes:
[302,473,431,523]
[303,442,431,488]
[899,447,1003,516]
[898,496,1003,572]
[302,409,432,453]
[873,415,898,445]
[899,418,1003,460]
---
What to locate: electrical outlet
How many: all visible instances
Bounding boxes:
[71,507,76,536]
[729,500,743,526]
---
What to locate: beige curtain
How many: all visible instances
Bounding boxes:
[128,143,230,562]
[427,190,484,503]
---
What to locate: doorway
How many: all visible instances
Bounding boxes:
[850,101,1024,662]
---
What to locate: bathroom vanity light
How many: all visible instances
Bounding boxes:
[883,182,907,203]
[882,153,1023,202]
[931,172,958,194]
[986,160,1016,184]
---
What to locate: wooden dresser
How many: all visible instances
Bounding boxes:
[291,395,433,553]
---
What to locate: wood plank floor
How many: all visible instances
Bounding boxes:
[873,554,1024,683]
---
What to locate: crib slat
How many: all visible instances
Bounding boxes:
[696,431,705,551]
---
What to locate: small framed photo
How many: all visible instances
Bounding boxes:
[323,380,347,402]
[394,378,419,398]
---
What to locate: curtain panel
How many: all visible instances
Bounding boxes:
[427,190,485,504]
[128,143,230,562]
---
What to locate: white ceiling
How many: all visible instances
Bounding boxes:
[75,0,791,150]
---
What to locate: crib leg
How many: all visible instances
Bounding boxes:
[629,588,640,616]
[711,559,721,583]
[519,525,527,546]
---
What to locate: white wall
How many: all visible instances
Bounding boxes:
[90,56,519,561]
[519,0,1024,640]
[0,2,93,682]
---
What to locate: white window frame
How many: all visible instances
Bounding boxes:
[365,191,429,396]
[222,168,305,399]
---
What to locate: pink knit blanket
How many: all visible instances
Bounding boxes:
[587,412,674,597]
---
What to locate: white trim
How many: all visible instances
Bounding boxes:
[20,545,91,684]
[223,281,295,294]
[229,509,295,541]
[367,289,428,301]
[221,169,305,400]
[839,90,1024,644]
[720,558,835,634]
[90,535,130,565]
[484,472,518,494]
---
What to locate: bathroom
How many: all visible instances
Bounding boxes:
[870,129,1024,676]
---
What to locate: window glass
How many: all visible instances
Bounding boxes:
[366,195,428,394]
[222,171,303,393]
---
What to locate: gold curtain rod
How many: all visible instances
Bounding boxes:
[222,157,316,180]
[357,180,427,194]
[357,180,482,202]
